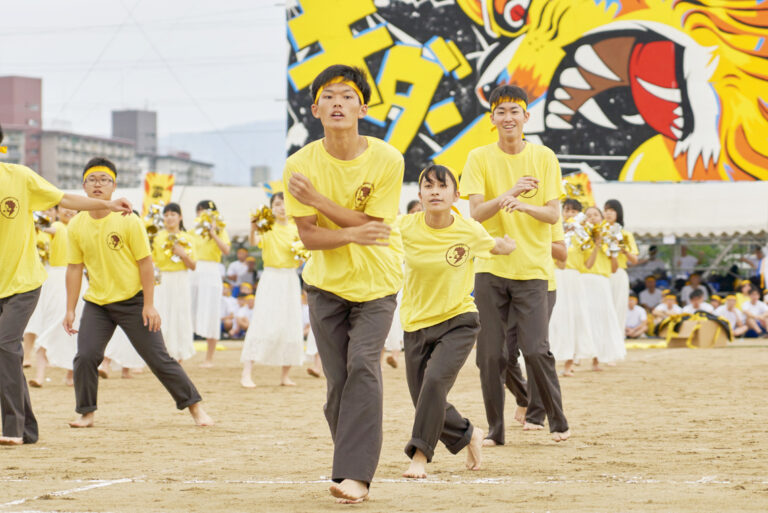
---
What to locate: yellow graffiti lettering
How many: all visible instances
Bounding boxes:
[425,99,463,135]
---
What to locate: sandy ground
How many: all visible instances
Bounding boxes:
[2,340,768,513]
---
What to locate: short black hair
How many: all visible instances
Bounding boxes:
[418,164,457,191]
[629,291,638,299]
[406,199,421,213]
[163,202,186,231]
[82,157,117,178]
[689,289,704,300]
[270,191,284,208]
[563,198,582,212]
[604,199,625,226]
[310,65,371,105]
[196,199,217,212]
[488,84,528,112]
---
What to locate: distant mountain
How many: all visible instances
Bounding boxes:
[159,119,285,185]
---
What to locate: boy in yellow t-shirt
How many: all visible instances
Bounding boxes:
[0,124,132,446]
[63,158,212,430]
[399,165,515,480]
[283,65,403,504]
[459,84,569,446]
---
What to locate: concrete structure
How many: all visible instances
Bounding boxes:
[0,76,43,170]
[40,131,141,189]
[112,110,157,155]
[137,151,214,186]
[0,125,28,165]
[250,165,270,186]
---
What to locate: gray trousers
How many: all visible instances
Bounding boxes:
[506,290,557,426]
[0,287,41,443]
[475,274,568,444]
[74,292,202,414]
[404,312,478,462]
[306,285,396,485]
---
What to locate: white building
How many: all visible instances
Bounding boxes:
[137,151,214,186]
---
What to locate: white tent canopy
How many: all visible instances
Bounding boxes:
[66,181,768,240]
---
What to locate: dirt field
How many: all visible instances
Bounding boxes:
[2,340,768,513]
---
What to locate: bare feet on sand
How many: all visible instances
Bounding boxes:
[481,438,498,447]
[403,449,427,479]
[386,355,398,368]
[121,368,133,379]
[189,403,214,426]
[280,378,296,386]
[69,412,95,428]
[592,357,603,372]
[552,430,571,442]
[29,379,43,388]
[199,360,214,368]
[240,378,256,389]
[0,436,24,446]
[465,428,483,470]
[523,422,544,431]
[330,479,369,503]
[65,371,74,387]
[306,367,321,378]
[97,366,109,379]
[514,406,527,426]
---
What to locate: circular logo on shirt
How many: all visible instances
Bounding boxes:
[519,175,538,199]
[446,243,470,267]
[354,182,374,210]
[0,197,20,219]
[106,232,124,250]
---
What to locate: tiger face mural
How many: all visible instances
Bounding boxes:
[286,0,768,182]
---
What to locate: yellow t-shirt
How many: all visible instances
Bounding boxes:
[582,245,613,277]
[152,230,196,272]
[48,221,69,267]
[0,163,64,298]
[283,136,404,302]
[68,212,151,305]
[399,212,495,332]
[566,244,587,273]
[36,229,52,263]
[459,142,564,281]
[548,220,565,291]
[194,228,231,262]
[261,221,301,269]
[618,230,639,269]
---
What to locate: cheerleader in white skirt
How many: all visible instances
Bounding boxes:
[241,193,304,387]
[604,199,639,336]
[581,206,626,370]
[190,200,231,367]
[382,291,403,368]
[29,206,78,386]
[103,327,145,378]
[150,203,197,361]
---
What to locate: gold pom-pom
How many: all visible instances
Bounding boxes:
[250,206,275,234]
[291,240,310,262]
[144,203,165,243]
[33,211,52,232]
[162,233,193,263]
[194,209,226,239]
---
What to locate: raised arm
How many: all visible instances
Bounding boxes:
[59,193,132,214]
[294,215,390,250]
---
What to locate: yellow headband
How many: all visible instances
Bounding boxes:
[490,96,527,113]
[417,165,459,186]
[711,295,722,301]
[83,165,116,182]
[664,294,676,299]
[0,146,7,153]
[726,295,736,300]
[314,77,364,105]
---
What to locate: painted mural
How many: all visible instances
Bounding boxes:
[286,0,768,182]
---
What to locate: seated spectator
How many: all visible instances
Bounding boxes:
[735,279,753,309]
[229,292,254,339]
[653,290,682,325]
[682,289,713,314]
[675,245,699,279]
[406,199,423,214]
[740,246,765,278]
[710,294,723,310]
[226,247,250,287]
[625,293,647,339]
[680,272,709,305]
[220,282,239,338]
[741,286,768,338]
[639,275,663,310]
[714,295,749,338]
[243,256,258,285]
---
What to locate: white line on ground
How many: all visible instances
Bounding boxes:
[0,477,140,509]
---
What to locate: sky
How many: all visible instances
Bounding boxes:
[0,0,287,138]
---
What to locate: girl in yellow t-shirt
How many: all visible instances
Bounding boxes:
[604,199,639,341]
[240,192,305,387]
[582,206,626,371]
[152,203,197,362]
[399,165,516,479]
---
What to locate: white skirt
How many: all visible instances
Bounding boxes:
[384,291,403,351]
[156,270,195,361]
[191,260,223,339]
[34,267,81,370]
[25,265,60,336]
[549,269,596,361]
[609,268,630,334]
[305,329,318,357]
[241,267,304,366]
[582,273,627,363]
[105,327,146,369]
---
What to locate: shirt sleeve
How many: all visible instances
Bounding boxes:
[126,215,151,261]
[540,148,564,204]
[624,231,639,256]
[25,166,64,211]
[551,219,565,242]
[67,218,84,265]
[470,219,497,260]
[364,153,404,220]
[458,150,484,199]
[639,309,647,321]
[283,160,317,218]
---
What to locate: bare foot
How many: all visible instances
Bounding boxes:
[280,378,297,387]
[29,379,43,388]
[97,366,109,379]
[199,361,214,368]
[189,403,214,426]
[0,436,24,446]
[240,379,256,389]
[481,438,498,447]
[22,361,31,369]
[592,358,603,372]
[386,355,398,369]
[121,368,133,379]
[523,422,544,431]
[561,369,575,377]
[65,371,74,387]
[306,367,321,378]
[69,412,95,428]
[465,428,483,470]
[552,429,571,442]
[403,450,427,479]
[514,406,527,426]
[329,479,369,503]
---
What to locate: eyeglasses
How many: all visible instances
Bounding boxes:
[84,176,114,185]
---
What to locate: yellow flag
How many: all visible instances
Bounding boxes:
[562,172,594,207]
[143,173,175,215]
[263,179,284,197]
